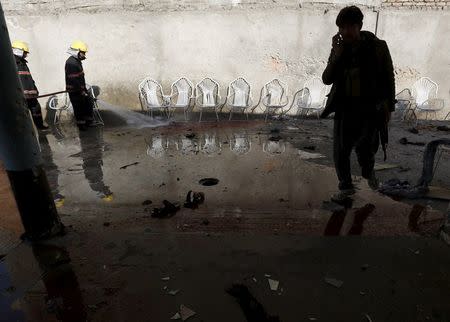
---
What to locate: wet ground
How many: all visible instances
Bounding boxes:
[1,105,449,321]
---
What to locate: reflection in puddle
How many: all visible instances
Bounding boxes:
[230,133,251,155]
[0,243,86,322]
[78,127,113,200]
[146,136,168,158]
[263,140,286,156]
[201,134,222,155]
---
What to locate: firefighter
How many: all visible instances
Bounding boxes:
[65,40,95,130]
[12,41,48,130]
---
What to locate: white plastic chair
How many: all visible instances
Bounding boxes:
[195,77,224,122]
[254,79,289,121]
[226,77,253,120]
[48,93,72,124]
[167,77,195,120]
[230,133,251,155]
[393,88,414,122]
[290,88,310,119]
[298,77,329,118]
[411,77,444,122]
[138,78,169,118]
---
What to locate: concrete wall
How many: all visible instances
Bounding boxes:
[3,0,450,117]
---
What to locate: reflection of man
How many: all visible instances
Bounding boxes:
[78,127,113,201]
[32,244,86,322]
[39,131,64,206]
[12,40,48,130]
[321,6,395,202]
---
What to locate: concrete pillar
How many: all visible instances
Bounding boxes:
[0,2,64,240]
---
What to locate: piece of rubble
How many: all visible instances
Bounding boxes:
[161,277,170,281]
[180,305,196,321]
[325,277,343,288]
[168,289,180,296]
[171,312,181,320]
[268,279,279,291]
[365,314,373,322]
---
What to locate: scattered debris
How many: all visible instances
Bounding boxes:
[298,149,325,160]
[303,145,316,151]
[264,274,271,278]
[161,277,170,281]
[151,200,180,218]
[325,277,343,288]
[268,279,279,291]
[408,127,419,134]
[365,313,373,322]
[180,304,196,321]
[374,163,400,171]
[168,289,180,296]
[286,126,299,130]
[171,312,181,320]
[226,284,281,322]
[199,178,219,186]
[142,200,152,206]
[184,190,205,209]
[398,137,425,146]
[308,317,318,321]
[252,277,257,283]
[119,161,140,169]
[436,125,450,131]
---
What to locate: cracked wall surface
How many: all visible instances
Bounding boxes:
[2,1,449,116]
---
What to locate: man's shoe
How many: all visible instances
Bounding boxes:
[331,188,355,204]
[367,174,379,191]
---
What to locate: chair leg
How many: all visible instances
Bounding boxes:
[53,110,58,124]
[265,107,269,122]
[199,109,202,122]
[215,109,219,121]
[229,110,233,121]
[445,111,450,120]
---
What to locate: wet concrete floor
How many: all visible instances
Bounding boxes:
[1,107,449,321]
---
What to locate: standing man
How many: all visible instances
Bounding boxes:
[12,41,48,130]
[321,6,396,202]
[65,40,94,130]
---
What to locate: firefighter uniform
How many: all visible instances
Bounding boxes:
[65,41,94,129]
[12,41,47,129]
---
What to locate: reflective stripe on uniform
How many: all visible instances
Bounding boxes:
[23,90,38,94]
[67,71,84,78]
[18,71,31,75]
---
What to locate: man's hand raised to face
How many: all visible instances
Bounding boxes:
[332,33,344,59]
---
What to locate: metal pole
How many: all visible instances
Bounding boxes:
[0,2,64,240]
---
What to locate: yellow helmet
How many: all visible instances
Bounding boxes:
[12,40,29,53]
[70,40,88,53]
